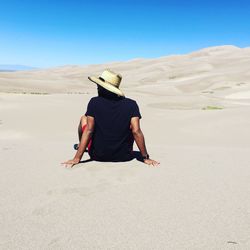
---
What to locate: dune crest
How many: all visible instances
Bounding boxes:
[0,45,250,100]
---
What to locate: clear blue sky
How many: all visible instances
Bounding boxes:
[0,0,249,67]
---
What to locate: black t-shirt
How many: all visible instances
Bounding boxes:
[85,96,141,162]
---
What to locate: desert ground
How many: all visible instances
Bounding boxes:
[1,45,250,249]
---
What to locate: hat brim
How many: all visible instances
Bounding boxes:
[88,76,124,96]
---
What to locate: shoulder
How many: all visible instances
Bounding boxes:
[86,97,101,112]
[89,96,99,102]
[122,97,139,106]
[88,96,102,104]
[124,97,142,118]
[123,97,136,102]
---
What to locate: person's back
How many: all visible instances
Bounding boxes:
[86,95,141,161]
[62,69,159,168]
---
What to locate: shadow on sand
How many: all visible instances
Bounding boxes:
[79,151,143,164]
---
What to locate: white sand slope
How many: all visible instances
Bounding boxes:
[1,45,250,249]
[1,45,250,109]
[0,45,249,96]
[226,90,250,99]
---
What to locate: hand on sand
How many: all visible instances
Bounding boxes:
[61,158,80,168]
[144,159,160,167]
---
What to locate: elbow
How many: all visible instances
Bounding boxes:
[132,129,142,137]
[85,128,94,137]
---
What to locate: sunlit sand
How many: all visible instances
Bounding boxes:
[1,46,250,249]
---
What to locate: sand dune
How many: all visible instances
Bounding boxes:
[1,45,250,249]
[1,45,250,98]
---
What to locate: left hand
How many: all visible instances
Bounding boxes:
[61,158,80,168]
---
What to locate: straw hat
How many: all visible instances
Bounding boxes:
[88,69,124,96]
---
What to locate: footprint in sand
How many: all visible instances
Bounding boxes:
[62,182,111,197]
[236,82,246,86]
[227,241,238,244]
[2,147,10,150]
[47,181,111,197]
[48,237,61,247]
[32,206,52,216]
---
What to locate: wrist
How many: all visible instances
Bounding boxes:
[73,157,80,162]
[142,153,150,161]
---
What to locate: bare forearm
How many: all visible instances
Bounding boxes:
[133,130,148,157]
[74,129,93,160]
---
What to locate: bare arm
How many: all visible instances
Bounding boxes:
[74,116,94,161]
[130,117,159,166]
[130,117,148,157]
[62,116,95,167]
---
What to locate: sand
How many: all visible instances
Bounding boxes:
[226,90,250,99]
[1,45,250,249]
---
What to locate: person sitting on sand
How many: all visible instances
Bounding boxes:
[62,69,160,168]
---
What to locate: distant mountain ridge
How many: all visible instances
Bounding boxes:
[0,64,36,71]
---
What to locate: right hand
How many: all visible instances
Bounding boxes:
[144,158,160,167]
[61,158,80,168]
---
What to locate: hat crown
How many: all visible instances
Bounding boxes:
[101,69,122,87]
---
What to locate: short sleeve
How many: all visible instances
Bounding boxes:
[131,101,142,119]
[85,98,95,117]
